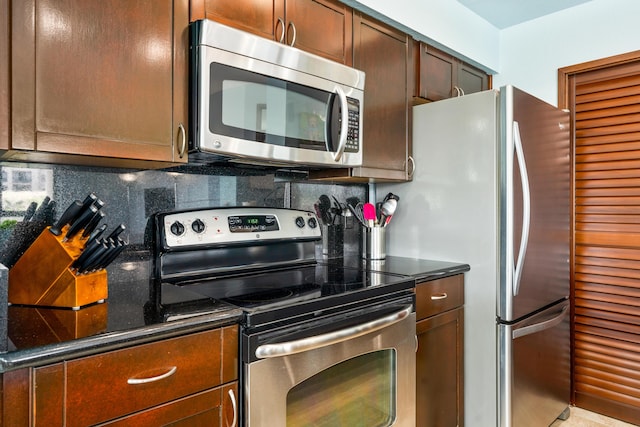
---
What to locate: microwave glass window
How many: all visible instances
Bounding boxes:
[210,63,334,151]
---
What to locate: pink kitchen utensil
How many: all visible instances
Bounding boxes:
[363,203,377,227]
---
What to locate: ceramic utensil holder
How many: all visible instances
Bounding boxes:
[8,227,107,309]
[362,226,386,260]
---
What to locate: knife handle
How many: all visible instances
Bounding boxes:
[64,205,99,241]
[106,224,126,242]
[77,242,110,274]
[95,239,127,271]
[81,193,98,210]
[87,223,108,243]
[49,200,83,236]
[71,238,102,270]
[82,210,105,238]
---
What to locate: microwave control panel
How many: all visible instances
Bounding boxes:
[345,98,360,153]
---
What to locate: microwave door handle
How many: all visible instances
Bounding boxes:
[331,86,349,162]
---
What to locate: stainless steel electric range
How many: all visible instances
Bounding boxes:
[147,207,417,427]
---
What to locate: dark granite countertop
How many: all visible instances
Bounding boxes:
[1,252,468,373]
[0,253,243,373]
[335,255,470,282]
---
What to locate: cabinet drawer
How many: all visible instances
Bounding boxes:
[416,274,464,320]
[65,326,237,427]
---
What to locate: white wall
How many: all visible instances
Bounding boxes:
[354,0,640,106]
[493,0,640,105]
[344,0,500,72]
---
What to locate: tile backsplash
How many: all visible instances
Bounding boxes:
[0,162,366,256]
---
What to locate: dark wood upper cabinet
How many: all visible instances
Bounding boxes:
[8,0,189,167]
[310,12,413,182]
[193,0,353,66]
[415,42,490,102]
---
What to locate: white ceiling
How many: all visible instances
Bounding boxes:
[456,0,593,28]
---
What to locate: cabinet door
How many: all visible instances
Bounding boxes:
[195,0,284,42]
[100,386,233,427]
[418,44,455,101]
[1,369,31,427]
[11,0,188,165]
[196,0,352,66]
[285,0,352,65]
[457,62,490,96]
[352,13,411,181]
[416,307,464,427]
[416,42,490,101]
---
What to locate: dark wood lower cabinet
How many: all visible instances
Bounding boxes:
[415,275,464,427]
[1,326,238,427]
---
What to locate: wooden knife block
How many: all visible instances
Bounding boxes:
[8,227,108,309]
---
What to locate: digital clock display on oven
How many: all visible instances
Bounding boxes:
[228,215,279,232]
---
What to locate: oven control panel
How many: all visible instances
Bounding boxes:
[158,207,321,249]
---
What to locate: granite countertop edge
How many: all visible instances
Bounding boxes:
[360,255,470,282]
[0,256,470,373]
[0,306,243,374]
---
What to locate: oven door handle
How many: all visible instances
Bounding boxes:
[255,304,413,359]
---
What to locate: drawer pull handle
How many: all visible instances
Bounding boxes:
[431,293,448,300]
[127,366,177,385]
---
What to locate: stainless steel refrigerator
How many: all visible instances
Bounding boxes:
[379,85,571,427]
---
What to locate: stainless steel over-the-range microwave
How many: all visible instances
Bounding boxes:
[189,20,365,168]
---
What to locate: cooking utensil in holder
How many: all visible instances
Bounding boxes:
[8,227,107,309]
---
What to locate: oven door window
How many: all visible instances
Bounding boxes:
[287,349,397,427]
[210,63,334,152]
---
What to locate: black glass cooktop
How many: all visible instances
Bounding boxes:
[157,262,415,328]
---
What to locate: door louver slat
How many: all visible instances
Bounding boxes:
[570,54,640,423]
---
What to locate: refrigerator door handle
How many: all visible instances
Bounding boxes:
[512,121,531,296]
[512,304,568,339]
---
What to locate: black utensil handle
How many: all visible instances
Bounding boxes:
[49,200,83,236]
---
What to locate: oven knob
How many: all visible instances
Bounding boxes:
[295,216,305,228]
[192,219,206,233]
[307,217,318,228]
[170,221,185,236]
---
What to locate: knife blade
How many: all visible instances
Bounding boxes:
[49,200,83,236]
[64,204,99,242]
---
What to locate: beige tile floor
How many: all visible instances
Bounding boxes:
[551,407,637,427]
